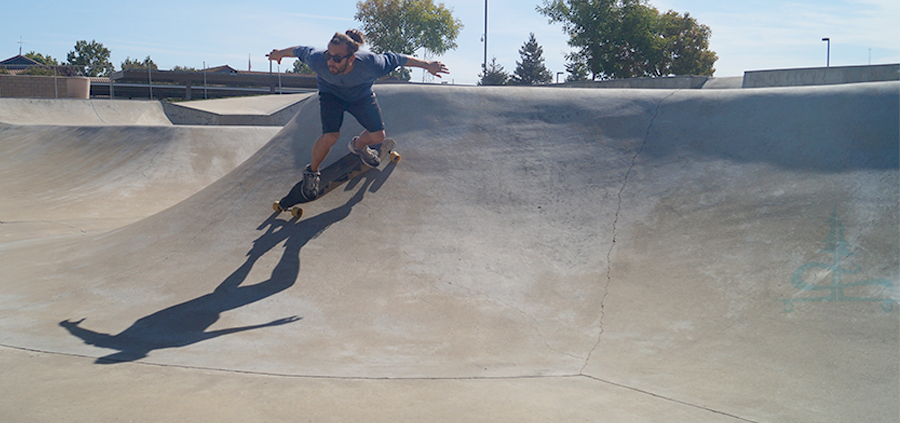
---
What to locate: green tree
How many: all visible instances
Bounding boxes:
[565,58,591,82]
[19,67,57,76]
[538,0,716,79]
[656,11,716,76]
[478,57,509,86]
[20,52,59,76]
[25,51,59,66]
[510,33,553,85]
[288,60,313,74]
[121,56,158,70]
[66,40,112,77]
[355,0,463,80]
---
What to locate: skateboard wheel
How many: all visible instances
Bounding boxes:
[273,201,283,212]
[390,151,401,163]
[290,207,303,219]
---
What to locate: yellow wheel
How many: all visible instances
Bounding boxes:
[273,201,283,212]
[390,151,401,163]
[290,207,303,219]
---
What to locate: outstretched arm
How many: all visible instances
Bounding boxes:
[267,47,298,64]
[403,56,450,78]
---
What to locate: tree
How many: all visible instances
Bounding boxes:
[565,59,591,82]
[656,11,716,76]
[20,52,59,76]
[478,57,509,86]
[355,0,463,80]
[538,0,716,79]
[25,52,59,66]
[510,33,553,85]
[121,56,158,70]
[66,40,112,77]
[288,60,313,74]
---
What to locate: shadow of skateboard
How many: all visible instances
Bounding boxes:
[274,138,399,218]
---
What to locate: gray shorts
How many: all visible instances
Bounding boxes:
[319,92,385,134]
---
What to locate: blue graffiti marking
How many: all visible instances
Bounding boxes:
[781,208,895,312]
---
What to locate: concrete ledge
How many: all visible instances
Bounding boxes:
[743,64,900,88]
[566,75,710,89]
[161,93,314,126]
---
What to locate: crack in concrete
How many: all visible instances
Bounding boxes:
[583,374,762,423]
[581,90,681,374]
[568,90,764,422]
[0,342,760,422]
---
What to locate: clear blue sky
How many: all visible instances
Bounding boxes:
[3,0,898,85]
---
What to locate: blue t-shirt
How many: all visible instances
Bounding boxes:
[293,46,407,102]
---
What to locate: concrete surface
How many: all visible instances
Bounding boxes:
[700,76,744,89]
[163,93,315,126]
[0,97,280,239]
[0,98,173,126]
[0,83,897,422]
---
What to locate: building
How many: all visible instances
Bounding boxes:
[0,55,43,71]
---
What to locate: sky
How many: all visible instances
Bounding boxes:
[2,0,898,85]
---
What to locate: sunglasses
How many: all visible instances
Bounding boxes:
[324,52,352,63]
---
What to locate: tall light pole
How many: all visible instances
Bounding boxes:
[483,0,488,75]
[822,37,830,67]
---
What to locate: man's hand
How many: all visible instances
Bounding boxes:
[267,48,291,64]
[426,61,450,78]
[405,56,450,78]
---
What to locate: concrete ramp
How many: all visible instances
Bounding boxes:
[0,98,174,126]
[0,83,897,422]
[163,93,315,126]
[0,124,280,239]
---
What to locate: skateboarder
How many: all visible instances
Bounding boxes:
[268,29,449,200]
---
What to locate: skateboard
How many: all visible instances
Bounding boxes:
[273,138,400,218]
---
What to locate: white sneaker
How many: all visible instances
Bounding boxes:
[348,137,381,167]
[301,165,320,200]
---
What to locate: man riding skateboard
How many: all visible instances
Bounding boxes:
[268,29,449,200]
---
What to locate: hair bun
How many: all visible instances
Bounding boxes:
[346,29,365,45]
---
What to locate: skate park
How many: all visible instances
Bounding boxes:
[0,77,897,421]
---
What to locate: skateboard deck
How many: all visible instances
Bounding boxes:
[274,138,399,218]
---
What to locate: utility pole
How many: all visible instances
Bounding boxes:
[822,37,831,67]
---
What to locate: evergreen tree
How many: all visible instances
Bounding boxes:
[478,57,509,86]
[565,59,591,82]
[510,33,553,85]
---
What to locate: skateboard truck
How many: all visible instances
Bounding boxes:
[273,201,303,218]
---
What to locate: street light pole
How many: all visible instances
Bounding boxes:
[483,0,488,75]
[822,37,830,67]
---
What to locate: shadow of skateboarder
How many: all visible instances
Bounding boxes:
[60,164,394,364]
